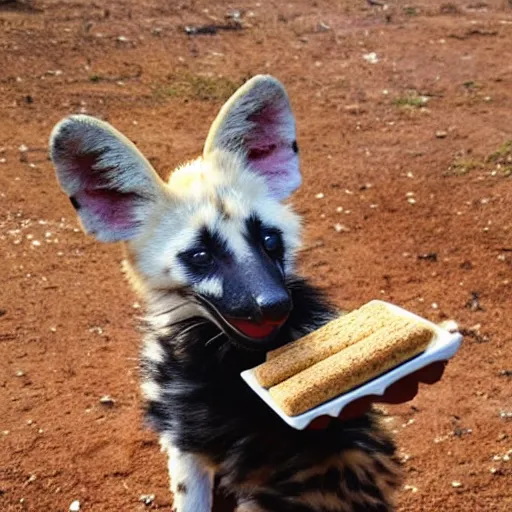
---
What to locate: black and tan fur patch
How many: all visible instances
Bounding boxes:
[142,277,401,511]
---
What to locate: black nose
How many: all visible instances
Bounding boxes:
[256,290,292,322]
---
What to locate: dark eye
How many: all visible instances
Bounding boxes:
[187,250,213,268]
[262,231,282,254]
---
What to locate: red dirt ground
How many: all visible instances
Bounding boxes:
[1,1,511,511]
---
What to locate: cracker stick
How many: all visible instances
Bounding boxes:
[255,302,397,388]
[268,320,433,416]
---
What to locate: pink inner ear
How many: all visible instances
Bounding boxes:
[244,104,298,196]
[246,105,283,150]
[64,150,142,236]
[74,188,140,232]
[247,144,277,160]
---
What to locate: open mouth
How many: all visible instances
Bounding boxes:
[193,294,289,350]
[227,318,287,340]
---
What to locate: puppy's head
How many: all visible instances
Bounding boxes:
[49,75,303,350]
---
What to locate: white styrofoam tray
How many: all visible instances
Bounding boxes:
[241,300,463,430]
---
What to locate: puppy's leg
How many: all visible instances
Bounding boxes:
[162,437,214,512]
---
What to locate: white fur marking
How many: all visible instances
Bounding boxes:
[141,338,165,364]
[166,442,214,512]
[194,277,223,298]
[141,380,162,401]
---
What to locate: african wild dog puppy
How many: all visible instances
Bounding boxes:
[50,75,401,511]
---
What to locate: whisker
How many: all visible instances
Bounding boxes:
[205,331,225,347]
[152,300,194,317]
[174,320,208,339]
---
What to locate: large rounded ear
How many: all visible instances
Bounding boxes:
[203,75,300,201]
[49,115,166,242]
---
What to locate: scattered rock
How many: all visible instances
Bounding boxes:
[363,52,379,64]
[69,500,80,512]
[499,410,512,420]
[99,395,115,407]
[334,223,350,233]
[139,494,155,505]
[418,252,438,262]
[453,426,472,438]
[184,21,243,36]
[451,481,462,488]
[459,324,489,344]
[435,130,448,138]
[225,9,243,21]
[465,291,484,312]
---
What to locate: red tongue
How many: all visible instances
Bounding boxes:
[229,319,283,339]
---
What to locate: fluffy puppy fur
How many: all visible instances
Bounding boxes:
[49,75,401,512]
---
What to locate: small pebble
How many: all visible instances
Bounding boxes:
[139,494,155,505]
[99,395,115,407]
[435,130,448,138]
[334,223,350,233]
[451,481,462,488]
[69,500,80,512]
[363,52,379,64]
[315,193,324,199]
